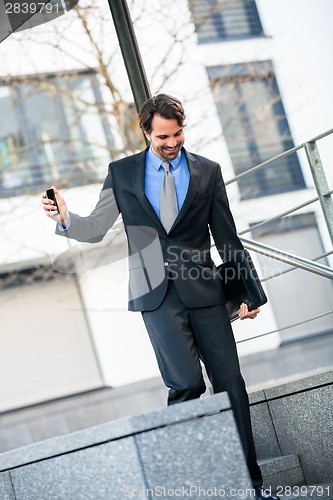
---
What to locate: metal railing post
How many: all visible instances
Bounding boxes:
[304,141,333,245]
[107,0,151,112]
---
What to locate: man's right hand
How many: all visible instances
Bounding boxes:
[238,302,260,320]
[41,186,70,227]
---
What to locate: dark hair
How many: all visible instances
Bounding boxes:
[138,94,186,133]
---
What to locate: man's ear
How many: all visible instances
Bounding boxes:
[144,131,150,142]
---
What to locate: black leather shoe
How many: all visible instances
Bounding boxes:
[255,487,280,500]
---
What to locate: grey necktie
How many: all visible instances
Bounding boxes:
[160,161,178,233]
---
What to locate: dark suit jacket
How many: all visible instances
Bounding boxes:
[56,147,243,311]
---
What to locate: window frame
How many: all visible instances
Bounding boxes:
[0,69,114,198]
[189,0,264,43]
[207,61,306,199]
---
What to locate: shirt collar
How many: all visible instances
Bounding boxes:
[147,147,183,172]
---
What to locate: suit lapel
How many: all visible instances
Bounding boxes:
[131,149,164,228]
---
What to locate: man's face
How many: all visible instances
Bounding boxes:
[144,114,185,161]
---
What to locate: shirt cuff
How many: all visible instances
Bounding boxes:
[58,218,70,231]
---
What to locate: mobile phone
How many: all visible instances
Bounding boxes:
[46,187,60,214]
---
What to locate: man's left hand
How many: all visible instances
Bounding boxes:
[238,303,260,320]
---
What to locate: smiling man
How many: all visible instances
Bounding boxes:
[41,94,277,499]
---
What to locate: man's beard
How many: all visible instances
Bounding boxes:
[154,141,184,160]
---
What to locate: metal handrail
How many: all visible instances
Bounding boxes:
[226,129,333,344]
[240,237,333,280]
[261,250,333,282]
[238,196,319,236]
[222,127,333,283]
[238,194,322,236]
[225,127,333,186]
[236,309,333,344]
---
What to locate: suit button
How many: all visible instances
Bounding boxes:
[164,262,169,267]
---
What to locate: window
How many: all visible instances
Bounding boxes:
[208,61,305,199]
[0,70,114,198]
[188,0,264,43]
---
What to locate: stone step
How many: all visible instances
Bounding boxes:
[259,455,304,491]
[0,393,255,500]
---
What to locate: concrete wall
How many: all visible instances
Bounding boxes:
[250,370,333,485]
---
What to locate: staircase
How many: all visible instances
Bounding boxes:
[0,392,256,499]
[0,370,332,499]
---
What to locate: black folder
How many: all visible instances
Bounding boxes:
[217,249,267,322]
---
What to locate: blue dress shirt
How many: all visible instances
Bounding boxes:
[144,148,190,219]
